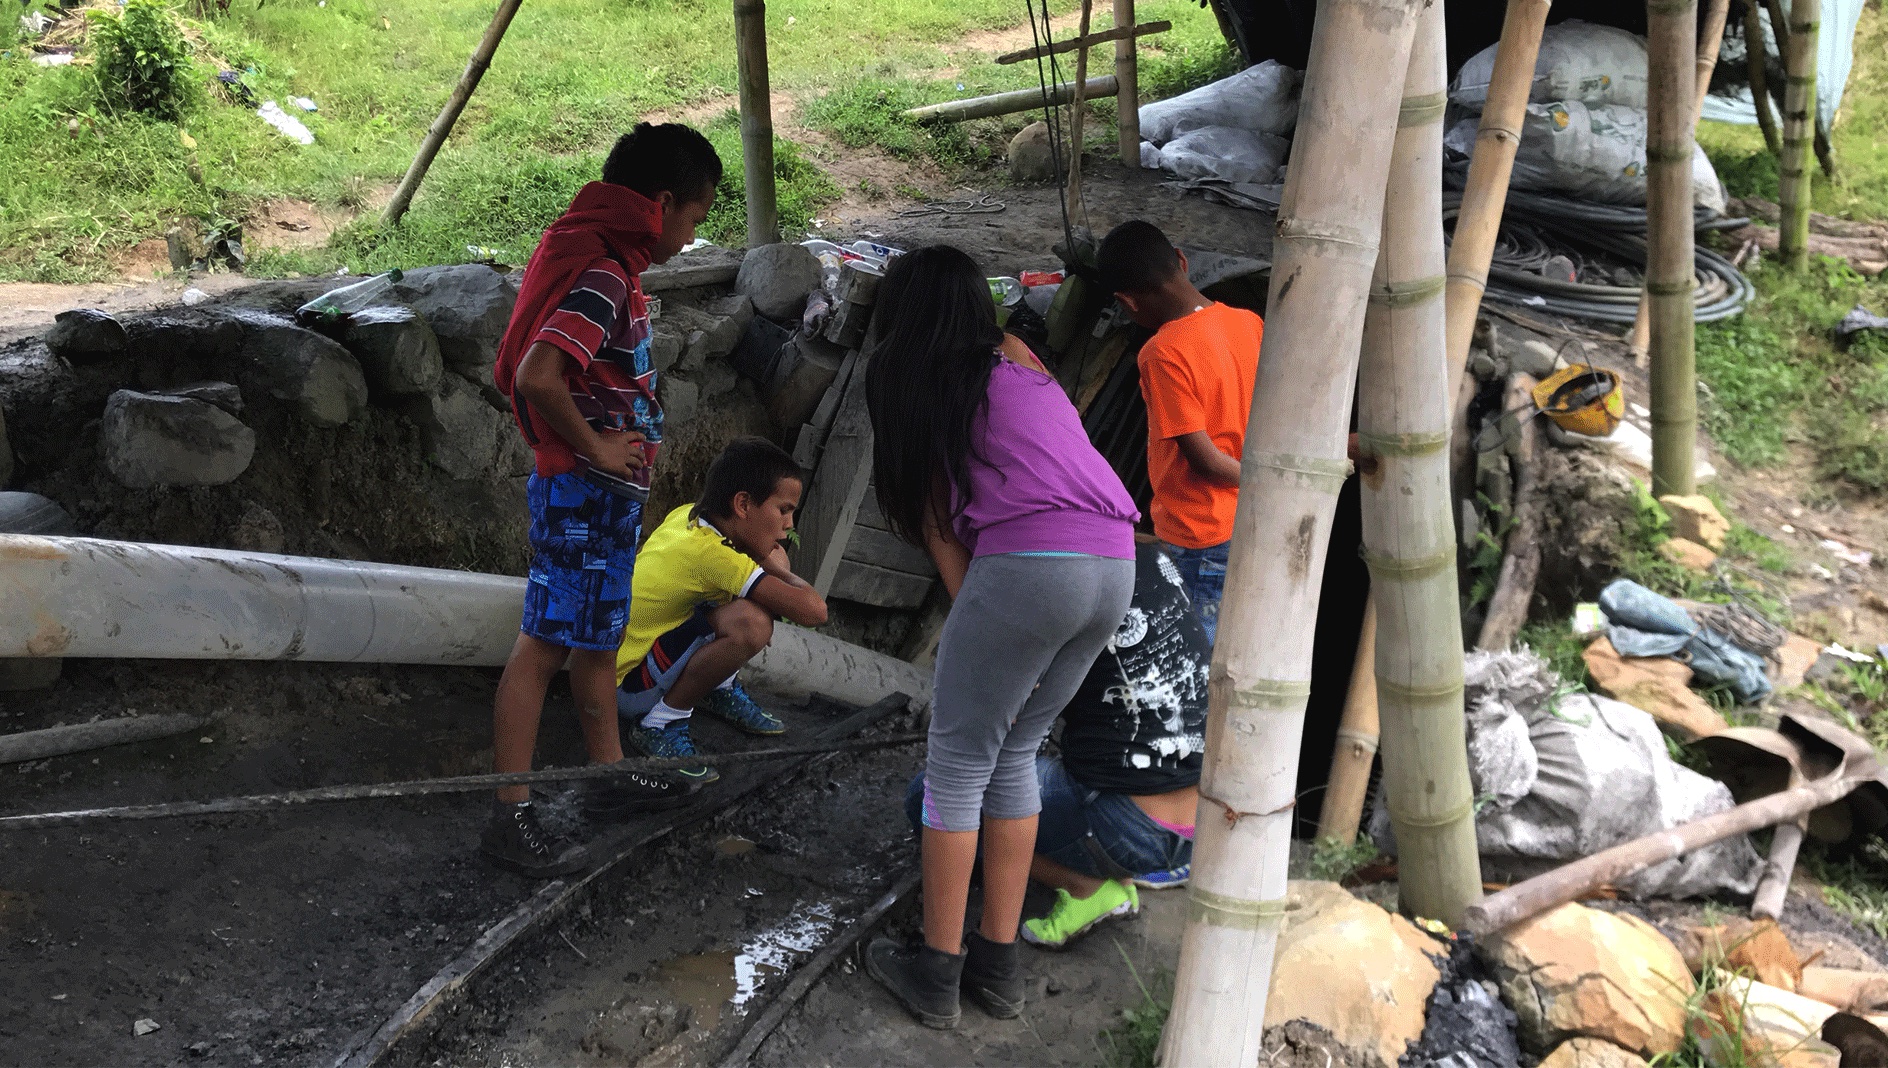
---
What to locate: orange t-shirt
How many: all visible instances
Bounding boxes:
[1137,302,1263,549]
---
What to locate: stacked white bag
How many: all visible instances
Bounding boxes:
[1136,60,1299,187]
[1445,21,1726,212]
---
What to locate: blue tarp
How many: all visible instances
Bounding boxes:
[1599,580,1774,705]
[1700,0,1867,132]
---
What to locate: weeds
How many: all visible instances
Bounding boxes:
[1722,524,1793,574]
[1098,942,1170,1068]
[1804,839,1888,939]
[89,0,200,122]
[1307,834,1380,884]
[1519,619,1593,690]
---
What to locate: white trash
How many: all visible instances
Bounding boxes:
[1153,126,1289,186]
[1451,20,1649,111]
[1445,101,1726,212]
[1139,60,1300,145]
[256,100,314,145]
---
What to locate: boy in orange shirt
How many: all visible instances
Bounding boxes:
[1097,221,1261,643]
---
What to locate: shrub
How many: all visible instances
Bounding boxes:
[90,0,199,122]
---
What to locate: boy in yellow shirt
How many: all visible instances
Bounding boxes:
[617,437,829,781]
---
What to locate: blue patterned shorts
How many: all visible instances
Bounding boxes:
[520,473,644,651]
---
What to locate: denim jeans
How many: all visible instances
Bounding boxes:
[1161,540,1229,644]
[903,756,1192,879]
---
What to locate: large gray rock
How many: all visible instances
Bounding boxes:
[0,491,75,534]
[157,381,244,416]
[650,320,686,373]
[660,376,701,428]
[45,308,128,364]
[101,390,256,488]
[238,314,369,427]
[342,304,444,399]
[410,373,515,481]
[736,243,821,322]
[125,312,246,380]
[682,294,754,373]
[1009,121,1058,183]
[395,265,518,380]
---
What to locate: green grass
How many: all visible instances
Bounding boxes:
[1098,947,1170,1068]
[1519,619,1593,690]
[1804,839,1888,939]
[0,0,1228,281]
[1307,834,1380,884]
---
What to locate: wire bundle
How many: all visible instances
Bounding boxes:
[1443,190,1755,324]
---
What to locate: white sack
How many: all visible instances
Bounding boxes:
[1154,126,1289,186]
[1450,20,1649,111]
[1139,60,1299,145]
[1444,103,1727,212]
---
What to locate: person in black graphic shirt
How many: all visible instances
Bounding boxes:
[904,541,1209,949]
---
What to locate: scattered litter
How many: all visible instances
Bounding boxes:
[1562,417,1717,480]
[287,96,318,112]
[256,101,314,145]
[1835,305,1888,349]
[1601,580,1772,704]
[465,245,507,263]
[19,11,52,35]
[1820,538,1874,568]
[1826,643,1877,664]
[134,1018,161,1037]
[1140,60,1300,144]
[679,238,713,253]
[32,52,74,67]
[1630,402,1651,418]
[1782,524,1797,534]
[1523,295,1547,306]
[1570,602,1605,637]
[199,737,213,744]
[51,994,66,1001]
[180,288,209,306]
[1811,563,1835,580]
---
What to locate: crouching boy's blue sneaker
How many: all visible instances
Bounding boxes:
[1132,864,1190,890]
[626,717,719,784]
[701,681,785,735]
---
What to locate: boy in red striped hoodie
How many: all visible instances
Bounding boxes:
[480,123,722,878]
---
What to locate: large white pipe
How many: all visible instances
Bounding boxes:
[0,535,933,707]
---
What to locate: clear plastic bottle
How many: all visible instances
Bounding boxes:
[295,268,404,325]
[987,276,1025,307]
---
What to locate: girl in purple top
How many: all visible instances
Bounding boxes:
[861,245,1137,1028]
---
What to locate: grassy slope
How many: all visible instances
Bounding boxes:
[0,0,1230,281]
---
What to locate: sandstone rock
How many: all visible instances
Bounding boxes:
[1583,636,1727,741]
[101,390,256,489]
[0,491,75,534]
[1659,537,1719,572]
[1262,881,1441,1068]
[1703,971,1841,1067]
[1800,967,1888,1013]
[1539,1037,1652,1068]
[660,377,701,429]
[343,304,444,399]
[736,243,821,322]
[410,373,512,481]
[240,314,369,427]
[1774,633,1823,690]
[1659,494,1730,551]
[682,311,748,373]
[1677,919,1802,991]
[706,293,755,335]
[228,501,286,554]
[157,381,244,416]
[1481,901,1694,1058]
[395,264,518,379]
[1009,121,1059,182]
[1793,931,1886,974]
[45,308,128,364]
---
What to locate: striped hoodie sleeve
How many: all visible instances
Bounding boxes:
[532,259,631,369]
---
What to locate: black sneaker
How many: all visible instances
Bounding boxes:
[961,931,1024,1018]
[865,936,963,1029]
[581,762,700,821]
[479,801,588,877]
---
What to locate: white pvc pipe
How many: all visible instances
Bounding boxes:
[0,535,933,708]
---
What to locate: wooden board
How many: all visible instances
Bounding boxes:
[830,560,933,610]
[842,525,936,577]
[790,360,874,595]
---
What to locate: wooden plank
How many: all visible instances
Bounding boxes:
[856,485,891,531]
[790,359,874,595]
[995,19,1170,64]
[830,560,933,609]
[842,525,936,576]
[904,76,1117,123]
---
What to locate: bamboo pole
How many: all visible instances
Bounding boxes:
[1066,0,1095,219]
[1746,0,1783,155]
[1778,0,1819,268]
[1647,0,1700,497]
[1157,0,1420,1059]
[1358,0,1483,926]
[1626,0,1731,360]
[1474,374,1542,652]
[1315,597,1379,845]
[1115,0,1142,167]
[381,0,524,228]
[1751,817,1806,919]
[993,18,1167,64]
[733,0,778,247]
[1443,0,1552,492]
[0,713,207,765]
[901,76,1119,123]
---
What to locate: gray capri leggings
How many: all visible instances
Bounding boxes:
[919,552,1135,833]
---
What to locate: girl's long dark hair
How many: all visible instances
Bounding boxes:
[864,245,1003,546]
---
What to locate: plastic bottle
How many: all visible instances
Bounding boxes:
[295,268,403,325]
[987,276,1025,307]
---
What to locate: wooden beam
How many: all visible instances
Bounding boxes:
[790,363,874,595]
[830,560,933,609]
[903,76,1117,124]
[382,0,524,227]
[994,20,1170,64]
[733,0,778,247]
[1116,0,1142,165]
[843,525,937,576]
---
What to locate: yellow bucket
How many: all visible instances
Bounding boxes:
[1531,364,1624,437]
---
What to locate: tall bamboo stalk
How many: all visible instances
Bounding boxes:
[1115,0,1140,166]
[1157,0,1420,1059]
[734,0,778,247]
[1315,597,1378,845]
[381,0,524,227]
[1746,0,1783,155]
[1358,0,1483,927]
[1443,0,1551,492]
[1778,0,1819,268]
[1626,0,1730,360]
[1066,0,1095,219]
[1647,0,1700,497]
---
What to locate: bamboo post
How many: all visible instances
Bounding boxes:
[1358,0,1483,926]
[1315,597,1379,845]
[1647,0,1700,497]
[902,76,1119,123]
[734,0,778,247]
[1066,0,1095,218]
[1746,0,1783,155]
[1626,0,1731,360]
[1115,0,1141,166]
[381,0,524,228]
[1443,0,1551,490]
[1751,817,1806,919]
[1778,0,1819,268]
[1157,0,1420,1058]
[1474,374,1543,652]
